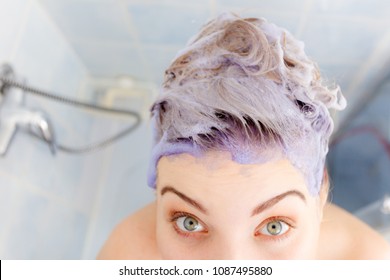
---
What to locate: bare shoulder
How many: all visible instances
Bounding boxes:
[319,203,390,259]
[97,201,160,260]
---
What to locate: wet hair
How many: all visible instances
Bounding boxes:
[147,12,346,195]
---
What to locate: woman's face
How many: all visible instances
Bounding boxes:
[155,151,325,259]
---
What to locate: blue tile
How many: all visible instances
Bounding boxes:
[0,132,34,176]
[25,145,86,202]
[319,63,359,92]
[128,4,212,45]
[328,86,390,213]
[39,0,135,43]
[0,0,29,60]
[301,18,381,65]
[82,123,154,258]
[47,45,87,99]
[143,45,179,86]
[215,0,308,14]
[9,1,91,147]
[310,0,390,19]
[71,40,148,79]
[2,189,88,259]
[0,178,18,243]
[13,1,75,89]
[223,10,302,34]
[84,155,154,259]
[328,137,388,212]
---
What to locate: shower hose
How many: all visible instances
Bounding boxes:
[0,75,142,154]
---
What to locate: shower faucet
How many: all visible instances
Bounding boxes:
[0,64,56,156]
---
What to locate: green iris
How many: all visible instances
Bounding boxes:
[183,216,199,231]
[267,221,283,235]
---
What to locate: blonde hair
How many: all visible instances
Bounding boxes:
[148,12,346,195]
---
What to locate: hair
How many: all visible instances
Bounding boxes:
[147,12,346,195]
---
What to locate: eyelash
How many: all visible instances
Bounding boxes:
[169,211,295,242]
[255,216,295,242]
[169,211,208,238]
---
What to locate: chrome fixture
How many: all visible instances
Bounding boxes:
[0,63,142,155]
[0,64,56,155]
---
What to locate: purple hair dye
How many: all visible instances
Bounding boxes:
[147,12,346,195]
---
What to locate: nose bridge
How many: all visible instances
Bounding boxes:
[211,234,259,260]
[205,205,260,259]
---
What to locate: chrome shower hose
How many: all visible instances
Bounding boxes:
[0,75,142,154]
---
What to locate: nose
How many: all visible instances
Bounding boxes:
[210,237,259,260]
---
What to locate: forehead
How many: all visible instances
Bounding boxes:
[156,151,308,194]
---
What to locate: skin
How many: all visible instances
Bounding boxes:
[98,151,390,259]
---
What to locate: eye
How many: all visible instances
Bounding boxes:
[176,215,204,232]
[259,219,290,236]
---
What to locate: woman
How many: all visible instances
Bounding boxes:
[98,13,390,259]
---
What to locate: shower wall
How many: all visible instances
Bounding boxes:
[0,0,99,259]
[0,0,155,259]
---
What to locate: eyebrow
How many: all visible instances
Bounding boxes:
[251,190,306,217]
[160,186,306,217]
[161,186,208,214]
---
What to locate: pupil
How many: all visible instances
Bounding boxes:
[267,221,282,235]
[184,217,198,231]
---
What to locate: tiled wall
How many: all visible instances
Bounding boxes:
[328,81,390,213]
[0,0,100,259]
[0,0,155,259]
[0,0,90,259]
